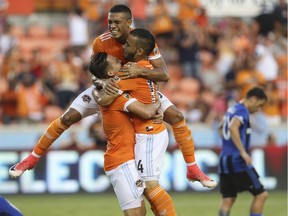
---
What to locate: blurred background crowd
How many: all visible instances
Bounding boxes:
[0,0,287,149]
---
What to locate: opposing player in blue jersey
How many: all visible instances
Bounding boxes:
[0,195,23,216]
[218,87,268,216]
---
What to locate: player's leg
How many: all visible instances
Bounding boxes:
[0,196,23,216]
[219,197,235,216]
[105,160,146,216]
[250,191,268,216]
[246,168,268,216]
[144,180,176,216]
[124,201,146,216]
[218,173,237,216]
[9,86,99,178]
[135,130,176,216]
[159,91,216,188]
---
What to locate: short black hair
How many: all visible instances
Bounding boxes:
[246,86,268,101]
[109,4,132,20]
[130,28,156,55]
[89,52,109,79]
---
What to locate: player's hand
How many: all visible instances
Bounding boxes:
[105,80,120,96]
[153,110,163,124]
[241,152,252,166]
[119,62,142,79]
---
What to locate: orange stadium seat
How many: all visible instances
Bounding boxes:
[10,25,26,38]
[27,25,49,38]
[50,24,69,39]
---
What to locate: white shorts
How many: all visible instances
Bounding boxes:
[105,160,146,211]
[69,85,100,118]
[158,91,173,113]
[69,87,172,118]
[135,129,169,181]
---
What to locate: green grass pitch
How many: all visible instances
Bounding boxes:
[5,191,287,216]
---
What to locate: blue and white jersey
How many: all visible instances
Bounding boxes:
[0,195,23,216]
[219,102,252,174]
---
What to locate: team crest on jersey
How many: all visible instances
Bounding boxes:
[135,179,144,188]
[153,47,159,55]
[113,76,120,83]
[82,94,91,103]
[123,93,131,99]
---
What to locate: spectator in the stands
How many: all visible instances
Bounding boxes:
[235,54,266,98]
[0,79,18,124]
[254,37,279,82]
[175,19,200,79]
[16,61,48,123]
[198,47,224,94]
[262,81,282,126]
[68,7,89,55]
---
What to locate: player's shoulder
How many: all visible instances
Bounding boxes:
[232,103,249,118]
[137,60,153,69]
[99,31,112,42]
[93,31,112,43]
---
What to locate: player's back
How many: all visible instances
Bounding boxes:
[118,60,166,134]
[100,95,135,171]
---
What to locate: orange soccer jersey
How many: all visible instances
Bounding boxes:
[116,60,166,134]
[92,31,161,65]
[100,93,135,171]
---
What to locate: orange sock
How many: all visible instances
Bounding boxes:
[145,185,176,216]
[33,118,69,156]
[171,119,195,163]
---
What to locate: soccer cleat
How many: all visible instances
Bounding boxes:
[187,163,217,189]
[9,154,39,178]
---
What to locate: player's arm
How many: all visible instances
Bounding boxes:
[119,57,169,82]
[218,119,223,137]
[125,98,161,119]
[229,117,252,165]
[92,87,119,107]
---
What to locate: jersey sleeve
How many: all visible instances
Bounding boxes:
[148,43,161,60]
[124,97,137,112]
[109,93,131,111]
[233,106,247,125]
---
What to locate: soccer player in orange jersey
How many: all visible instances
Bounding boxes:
[89,28,178,215]
[9,4,216,189]
[89,52,163,215]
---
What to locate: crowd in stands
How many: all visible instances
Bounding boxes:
[0,1,287,148]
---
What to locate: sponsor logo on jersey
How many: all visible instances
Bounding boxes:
[82,94,91,103]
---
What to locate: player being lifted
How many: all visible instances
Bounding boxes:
[9,4,216,188]
[90,28,177,215]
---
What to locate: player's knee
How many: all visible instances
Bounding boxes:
[163,106,184,125]
[124,208,143,216]
[60,108,82,127]
[256,191,268,202]
[144,180,159,191]
[221,197,236,209]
